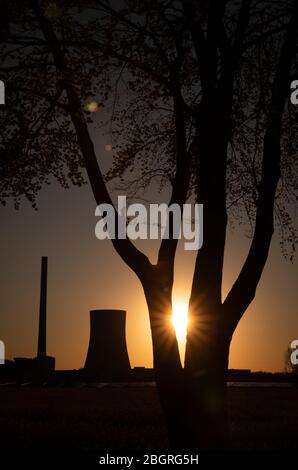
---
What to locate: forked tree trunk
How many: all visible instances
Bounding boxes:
[144,271,232,450]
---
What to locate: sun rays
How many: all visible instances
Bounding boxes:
[172,301,189,342]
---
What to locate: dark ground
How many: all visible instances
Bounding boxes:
[0,386,297,451]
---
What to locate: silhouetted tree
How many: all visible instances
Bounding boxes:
[1,0,298,449]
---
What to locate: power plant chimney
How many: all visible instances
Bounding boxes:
[84,310,131,381]
[14,256,55,383]
[34,256,55,377]
[37,256,48,358]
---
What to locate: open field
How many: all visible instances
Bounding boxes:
[0,386,297,451]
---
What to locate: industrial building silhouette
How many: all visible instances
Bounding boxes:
[0,256,254,385]
[84,309,131,381]
[13,256,55,382]
[0,257,133,383]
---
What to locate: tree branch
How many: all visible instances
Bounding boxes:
[182,0,209,95]
[157,78,191,266]
[217,0,251,122]
[0,63,54,72]
[31,0,151,279]
[223,2,298,331]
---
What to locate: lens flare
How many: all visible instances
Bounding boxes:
[85,101,99,113]
[172,301,188,341]
[45,2,62,20]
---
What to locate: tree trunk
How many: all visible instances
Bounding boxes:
[184,325,231,449]
[142,267,188,449]
[153,309,231,450]
[143,267,232,450]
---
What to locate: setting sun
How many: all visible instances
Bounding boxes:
[172,301,189,341]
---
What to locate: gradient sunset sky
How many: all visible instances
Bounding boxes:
[1,0,297,376]
[0,135,297,372]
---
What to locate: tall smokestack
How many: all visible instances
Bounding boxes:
[84,310,131,381]
[37,256,47,358]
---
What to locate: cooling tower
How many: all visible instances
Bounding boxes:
[84,309,131,381]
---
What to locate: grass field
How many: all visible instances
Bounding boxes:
[0,386,297,451]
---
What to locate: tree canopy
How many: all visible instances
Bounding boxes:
[1,1,297,256]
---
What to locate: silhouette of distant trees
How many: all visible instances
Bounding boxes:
[1,0,298,449]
